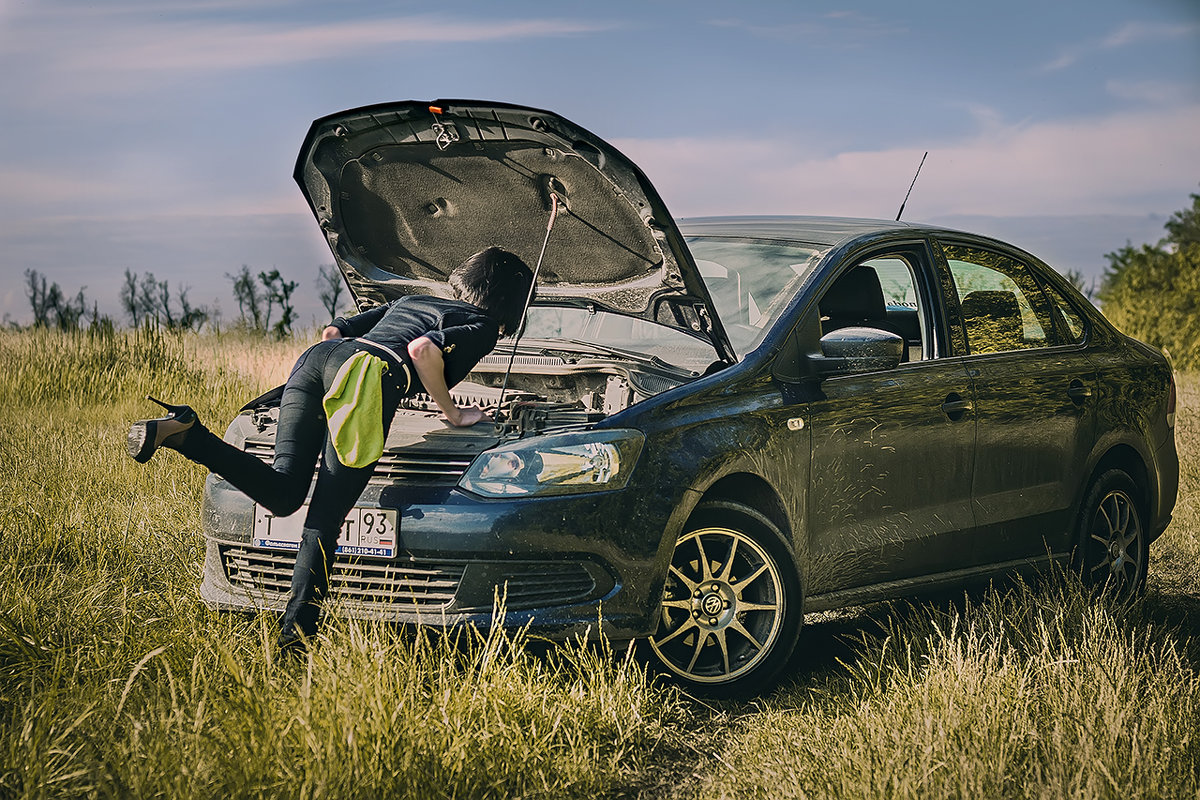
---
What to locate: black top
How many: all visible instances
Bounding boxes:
[330,296,500,395]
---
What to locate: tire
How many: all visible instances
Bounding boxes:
[1074,469,1148,601]
[645,500,803,696]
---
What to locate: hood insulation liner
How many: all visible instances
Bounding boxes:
[333,140,672,314]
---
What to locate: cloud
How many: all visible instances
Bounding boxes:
[0,168,115,208]
[1042,19,1199,71]
[1105,79,1194,105]
[708,10,906,44]
[612,104,1200,220]
[0,183,305,224]
[11,102,1194,229]
[3,10,612,74]
[1102,20,1199,47]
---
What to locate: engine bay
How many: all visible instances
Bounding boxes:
[407,349,691,436]
[242,349,693,442]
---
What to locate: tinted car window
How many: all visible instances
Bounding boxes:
[944,244,1057,354]
[821,256,927,362]
[1042,281,1088,344]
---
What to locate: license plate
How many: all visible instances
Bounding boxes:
[253,505,397,558]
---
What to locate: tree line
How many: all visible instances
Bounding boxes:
[1098,189,1200,370]
[18,263,346,338]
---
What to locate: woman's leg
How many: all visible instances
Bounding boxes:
[277,440,378,641]
[277,349,408,644]
[176,341,340,516]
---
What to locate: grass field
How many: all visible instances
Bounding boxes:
[0,327,1196,799]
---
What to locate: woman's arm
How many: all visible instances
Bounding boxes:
[329,301,393,338]
[407,336,487,427]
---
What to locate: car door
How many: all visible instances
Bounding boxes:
[804,243,977,594]
[933,239,1097,565]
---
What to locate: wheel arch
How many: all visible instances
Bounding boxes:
[694,472,793,555]
[641,468,797,642]
[1082,442,1151,523]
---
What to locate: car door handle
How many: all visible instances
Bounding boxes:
[1068,380,1092,403]
[941,393,972,420]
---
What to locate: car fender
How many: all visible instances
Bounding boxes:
[1075,427,1158,529]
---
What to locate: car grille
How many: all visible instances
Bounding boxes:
[219,545,599,613]
[222,544,464,608]
[241,441,473,485]
[454,563,600,613]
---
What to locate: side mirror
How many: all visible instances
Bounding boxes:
[811,327,903,375]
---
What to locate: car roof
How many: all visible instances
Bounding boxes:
[677,215,950,247]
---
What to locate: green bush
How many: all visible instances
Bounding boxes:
[1099,192,1200,369]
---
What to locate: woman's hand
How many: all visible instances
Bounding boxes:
[321,325,343,341]
[446,404,489,427]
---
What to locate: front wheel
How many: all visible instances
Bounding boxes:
[645,501,802,696]
[1075,469,1148,601]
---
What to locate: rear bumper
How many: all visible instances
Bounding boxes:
[1150,433,1179,543]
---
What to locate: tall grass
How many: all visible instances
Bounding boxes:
[694,581,1200,799]
[0,328,689,799]
[1,327,1198,799]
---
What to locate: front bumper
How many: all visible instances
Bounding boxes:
[197,475,670,641]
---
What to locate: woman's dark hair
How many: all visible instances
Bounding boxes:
[449,247,535,336]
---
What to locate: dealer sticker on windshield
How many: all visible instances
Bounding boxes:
[252,505,397,558]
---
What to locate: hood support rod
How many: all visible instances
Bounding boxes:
[495,191,561,426]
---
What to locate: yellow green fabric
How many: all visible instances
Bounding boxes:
[322,350,387,468]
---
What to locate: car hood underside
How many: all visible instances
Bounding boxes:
[294,100,733,361]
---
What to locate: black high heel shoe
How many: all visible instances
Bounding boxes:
[127,396,198,463]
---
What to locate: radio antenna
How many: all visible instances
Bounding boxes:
[895,151,928,221]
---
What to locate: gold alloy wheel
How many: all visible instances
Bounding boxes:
[649,527,785,684]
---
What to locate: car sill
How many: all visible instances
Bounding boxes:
[804,553,1070,613]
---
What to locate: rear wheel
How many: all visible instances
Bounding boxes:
[1075,469,1148,601]
[646,501,802,696]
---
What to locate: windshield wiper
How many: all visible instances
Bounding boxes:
[546,338,697,375]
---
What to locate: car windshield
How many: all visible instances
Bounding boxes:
[686,236,828,357]
[518,237,828,368]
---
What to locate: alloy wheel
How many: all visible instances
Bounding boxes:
[648,526,785,684]
[1085,486,1145,599]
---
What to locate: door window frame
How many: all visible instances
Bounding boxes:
[814,239,951,364]
[931,237,1069,358]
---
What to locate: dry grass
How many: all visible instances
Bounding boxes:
[0,327,1197,799]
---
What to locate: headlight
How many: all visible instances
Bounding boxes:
[459,429,645,498]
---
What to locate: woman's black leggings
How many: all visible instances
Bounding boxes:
[178,338,408,639]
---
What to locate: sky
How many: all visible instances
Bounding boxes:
[1,0,1197,327]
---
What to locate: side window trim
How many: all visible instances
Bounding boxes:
[929,237,970,357]
[1027,264,1091,347]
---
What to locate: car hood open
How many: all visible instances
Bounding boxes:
[294,100,733,362]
